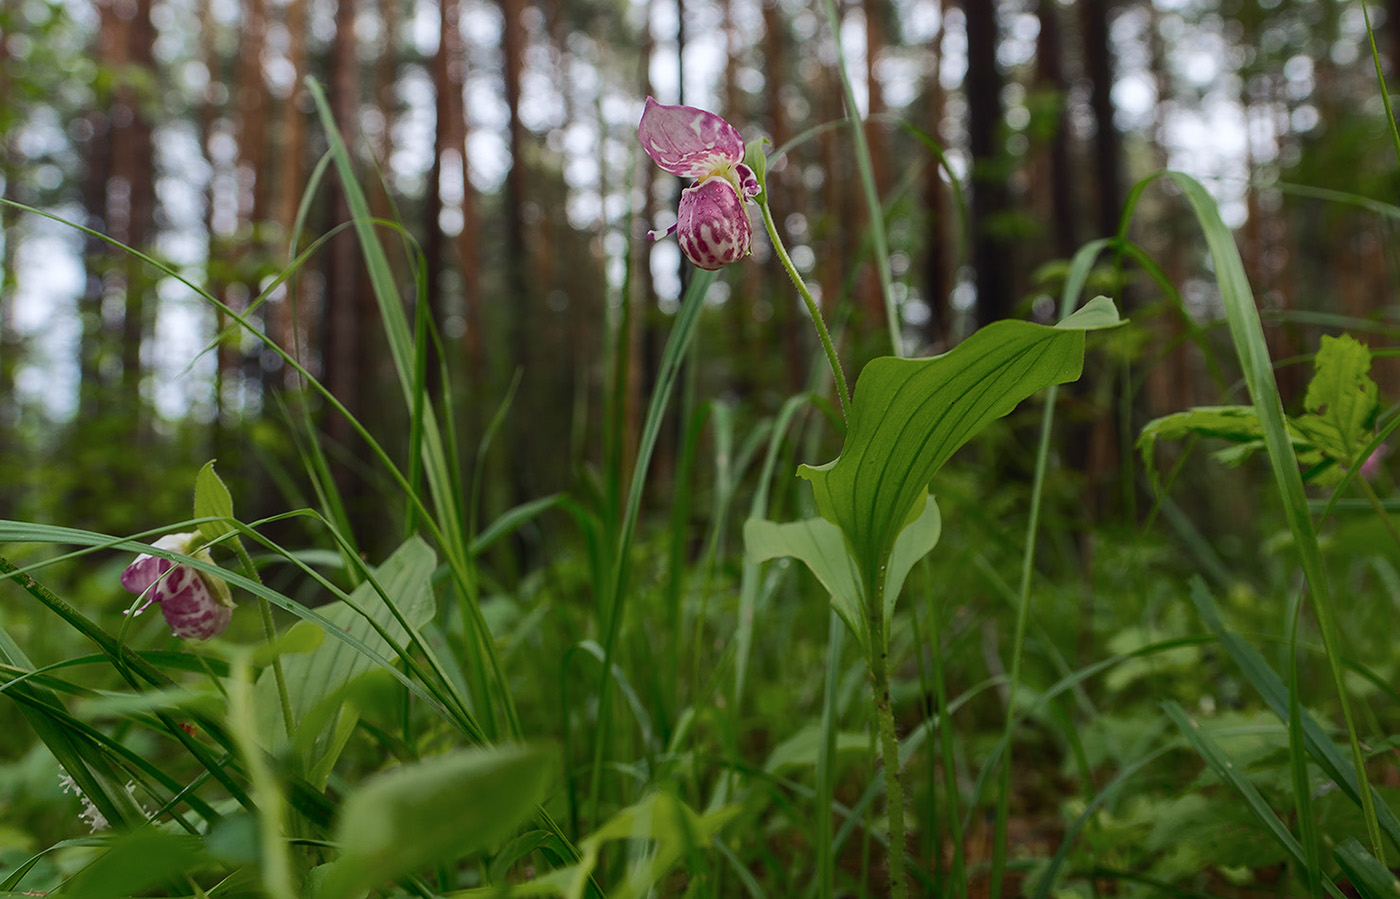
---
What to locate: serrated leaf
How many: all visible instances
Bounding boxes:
[797,296,1119,593]
[1297,334,1378,467]
[193,460,237,546]
[319,744,554,899]
[743,492,941,654]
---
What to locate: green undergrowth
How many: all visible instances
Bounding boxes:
[2,82,1400,899]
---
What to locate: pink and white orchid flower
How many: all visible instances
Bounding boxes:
[639,97,760,270]
[122,533,235,641]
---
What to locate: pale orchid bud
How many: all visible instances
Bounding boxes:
[122,532,235,641]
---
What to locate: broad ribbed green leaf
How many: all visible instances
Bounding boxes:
[254,537,435,774]
[798,296,1119,586]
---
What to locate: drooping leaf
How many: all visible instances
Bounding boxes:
[1295,333,1379,467]
[797,296,1120,588]
[743,492,941,653]
[318,744,554,899]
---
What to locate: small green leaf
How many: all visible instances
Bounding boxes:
[744,493,940,654]
[321,744,555,899]
[1295,333,1378,467]
[193,460,236,546]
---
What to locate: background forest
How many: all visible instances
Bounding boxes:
[3,0,1400,896]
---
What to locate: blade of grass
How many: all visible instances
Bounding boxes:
[814,610,844,899]
[1187,579,1400,852]
[1168,169,1386,864]
[587,267,717,826]
[1161,700,1344,898]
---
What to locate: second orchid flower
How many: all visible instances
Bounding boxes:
[638,97,760,270]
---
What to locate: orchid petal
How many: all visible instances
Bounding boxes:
[647,221,679,242]
[153,566,232,641]
[677,178,752,271]
[121,553,172,594]
[120,533,191,593]
[638,97,745,180]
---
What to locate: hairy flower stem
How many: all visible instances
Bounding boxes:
[760,198,851,421]
[866,573,909,899]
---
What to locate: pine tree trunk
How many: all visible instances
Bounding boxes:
[965,0,1011,324]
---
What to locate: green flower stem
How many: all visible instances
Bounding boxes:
[865,573,908,899]
[229,538,295,744]
[759,197,851,420]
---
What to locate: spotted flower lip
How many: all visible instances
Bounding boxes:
[639,97,760,270]
[122,532,234,641]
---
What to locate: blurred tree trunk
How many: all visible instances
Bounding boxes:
[500,0,531,505]
[964,0,1011,324]
[69,0,157,530]
[370,0,398,222]
[199,0,233,442]
[114,0,157,435]
[238,0,269,226]
[1077,0,1126,523]
[819,65,848,365]
[626,0,657,492]
[272,0,310,383]
[920,0,948,351]
[1080,0,1121,244]
[860,0,890,337]
[1142,0,1190,418]
[1034,0,1076,261]
[322,0,368,535]
[0,0,16,517]
[762,0,803,395]
[424,0,451,396]
[448,9,483,383]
